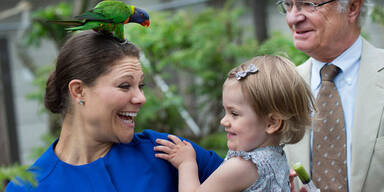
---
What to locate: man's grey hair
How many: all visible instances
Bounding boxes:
[337,0,368,26]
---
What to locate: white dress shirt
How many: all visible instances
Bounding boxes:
[310,36,362,191]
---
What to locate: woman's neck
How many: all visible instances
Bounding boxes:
[54,116,112,165]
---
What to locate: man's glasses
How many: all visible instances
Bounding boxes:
[277,0,337,14]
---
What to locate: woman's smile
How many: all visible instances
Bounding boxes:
[117,111,137,128]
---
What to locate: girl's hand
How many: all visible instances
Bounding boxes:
[154,135,196,169]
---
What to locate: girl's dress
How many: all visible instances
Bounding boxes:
[224,145,290,192]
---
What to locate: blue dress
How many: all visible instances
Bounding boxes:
[6,130,223,192]
[224,145,290,192]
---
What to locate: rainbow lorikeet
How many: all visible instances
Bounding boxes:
[50,0,150,41]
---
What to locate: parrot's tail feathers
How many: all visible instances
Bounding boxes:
[75,12,113,23]
[74,17,114,23]
[47,20,84,27]
[66,26,86,31]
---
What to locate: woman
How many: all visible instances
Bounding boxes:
[6,31,223,191]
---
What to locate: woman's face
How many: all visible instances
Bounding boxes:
[81,56,146,144]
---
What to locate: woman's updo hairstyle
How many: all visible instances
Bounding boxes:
[44,30,140,114]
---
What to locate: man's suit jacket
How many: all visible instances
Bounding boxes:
[285,39,384,191]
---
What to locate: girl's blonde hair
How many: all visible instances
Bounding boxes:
[227,55,315,144]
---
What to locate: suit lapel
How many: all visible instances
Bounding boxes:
[350,39,384,191]
[297,59,312,83]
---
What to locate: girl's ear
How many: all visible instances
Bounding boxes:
[265,113,283,134]
[68,79,85,104]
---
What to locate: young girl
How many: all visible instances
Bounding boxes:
[154,55,314,192]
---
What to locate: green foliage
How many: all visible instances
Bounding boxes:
[124,7,307,155]
[134,84,185,133]
[0,164,36,190]
[29,133,56,160]
[126,8,259,135]
[25,2,72,47]
[21,2,308,140]
[4,2,381,189]
[21,1,308,150]
[198,132,227,158]
[258,32,309,66]
[125,8,307,139]
[371,5,384,26]
[8,4,310,188]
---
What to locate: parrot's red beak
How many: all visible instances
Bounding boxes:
[142,20,150,27]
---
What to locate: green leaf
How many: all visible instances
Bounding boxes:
[371,5,384,26]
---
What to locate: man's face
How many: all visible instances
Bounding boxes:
[285,0,352,59]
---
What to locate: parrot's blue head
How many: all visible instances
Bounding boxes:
[131,7,150,27]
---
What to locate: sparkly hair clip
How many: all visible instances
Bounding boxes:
[235,64,259,80]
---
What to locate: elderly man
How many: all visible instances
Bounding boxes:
[277,0,384,191]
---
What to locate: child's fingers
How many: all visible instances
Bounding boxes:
[153,145,172,154]
[183,140,192,147]
[156,138,175,148]
[155,153,170,160]
[289,168,297,177]
[289,168,297,192]
[168,135,182,144]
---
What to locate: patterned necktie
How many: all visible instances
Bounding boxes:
[312,64,347,191]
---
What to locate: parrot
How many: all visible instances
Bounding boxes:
[49,0,150,41]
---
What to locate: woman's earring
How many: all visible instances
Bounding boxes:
[79,100,85,105]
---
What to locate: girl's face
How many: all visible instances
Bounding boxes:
[220,80,270,152]
[81,56,146,144]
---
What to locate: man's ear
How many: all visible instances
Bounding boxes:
[68,79,85,104]
[348,0,363,24]
[265,113,283,134]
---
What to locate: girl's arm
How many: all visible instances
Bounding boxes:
[197,157,258,192]
[154,135,258,192]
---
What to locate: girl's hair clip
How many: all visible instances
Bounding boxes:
[235,64,259,80]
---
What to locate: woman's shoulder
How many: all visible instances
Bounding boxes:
[137,129,169,141]
[28,140,59,181]
[5,140,60,191]
[115,129,169,149]
[111,130,174,157]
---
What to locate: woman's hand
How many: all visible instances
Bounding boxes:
[154,135,196,169]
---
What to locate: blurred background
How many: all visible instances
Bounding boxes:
[1,0,383,187]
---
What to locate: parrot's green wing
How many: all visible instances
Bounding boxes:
[66,22,105,31]
[74,11,113,23]
[75,1,132,24]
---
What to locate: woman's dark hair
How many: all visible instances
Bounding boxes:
[44,30,140,114]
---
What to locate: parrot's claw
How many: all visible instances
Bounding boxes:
[119,39,130,45]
